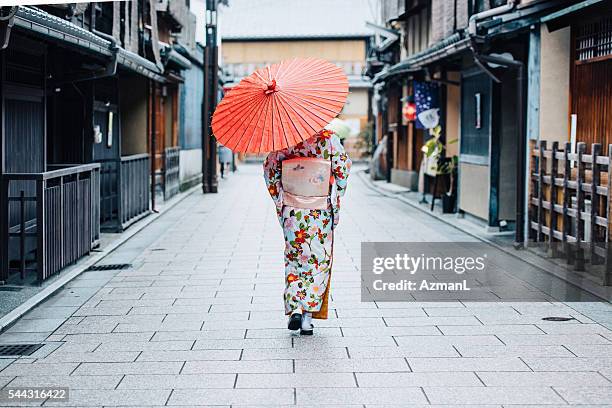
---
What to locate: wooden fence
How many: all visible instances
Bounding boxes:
[529,140,612,285]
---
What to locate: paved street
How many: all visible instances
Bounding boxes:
[0,163,611,407]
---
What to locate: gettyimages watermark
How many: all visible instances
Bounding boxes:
[361,242,603,302]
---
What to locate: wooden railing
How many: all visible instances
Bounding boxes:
[119,154,150,229]
[0,163,100,282]
[529,140,612,285]
[164,147,180,200]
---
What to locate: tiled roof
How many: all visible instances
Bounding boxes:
[219,0,375,40]
[14,6,165,82]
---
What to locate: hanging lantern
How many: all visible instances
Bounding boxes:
[403,98,417,122]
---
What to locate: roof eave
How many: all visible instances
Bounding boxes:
[14,6,165,82]
[373,36,470,84]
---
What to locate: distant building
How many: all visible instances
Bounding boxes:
[218,0,374,158]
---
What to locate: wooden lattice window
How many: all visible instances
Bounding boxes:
[575,15,612,62]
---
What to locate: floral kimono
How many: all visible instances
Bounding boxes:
[264,129,351,319]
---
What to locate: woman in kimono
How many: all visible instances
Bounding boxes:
[263,128,351,335]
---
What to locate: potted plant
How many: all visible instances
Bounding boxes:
[421,126,458,213]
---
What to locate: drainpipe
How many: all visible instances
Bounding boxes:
[468,0,517,37]
[89,4,119,79]
[0,6,17,50]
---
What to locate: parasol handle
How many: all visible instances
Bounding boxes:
[265,80,278,95]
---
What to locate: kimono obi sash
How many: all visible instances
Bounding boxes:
[281,157,332,210]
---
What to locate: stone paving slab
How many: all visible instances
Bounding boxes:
[423,386,565,405]
[522,357,612,371]
[43,389,171,406]
[294,357,410,373]
[136,349,242,361]
[116,373,236,389]
[355,371,483,387]
[6,375,122,389]
[0,164,610,406]
[151,329,247,341]
[455,344,575,357]
[168,388,294,405]
[496,333,612,345]
[0,363,79,376]
[407,357,531,372]
[182,360,293,374]
[72,362,184,375]
[476,371,611,386]
[95,340,194,352]
[553,387,612,405]
[295,387,427,405]
[236,372,357,388]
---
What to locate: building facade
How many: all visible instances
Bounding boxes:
[370,0,610,228]
[218,0,374,158]
[0,1,207,284]
[369,0,612,285]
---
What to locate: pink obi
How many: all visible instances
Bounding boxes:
[281,157,331,210]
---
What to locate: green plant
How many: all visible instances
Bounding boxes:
[355,121,374,157]
[422,126,458,194]
[422,126,457,174]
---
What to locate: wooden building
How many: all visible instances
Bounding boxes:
[0,1,201,284]
[369,0,600,235]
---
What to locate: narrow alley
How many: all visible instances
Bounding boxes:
[0,164,610,406]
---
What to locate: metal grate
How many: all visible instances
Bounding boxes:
[0,343,43,356]
[0,286,23,292]
[542,317,575,322]
[85,264,132,271]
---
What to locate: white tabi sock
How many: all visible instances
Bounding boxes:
[301,312,313,330]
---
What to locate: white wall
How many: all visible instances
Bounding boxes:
[342,88,369,116]
[191,0,206,44]
[180,148,203,186]
[539,26,570,143]
[459,162,489,221]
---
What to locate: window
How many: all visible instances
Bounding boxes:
[460,71,491,163]
[575,15,612,62]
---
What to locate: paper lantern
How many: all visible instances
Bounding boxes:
[403,101,417,122]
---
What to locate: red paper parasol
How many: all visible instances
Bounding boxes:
[212,58,349,153]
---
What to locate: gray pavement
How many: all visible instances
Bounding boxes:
[0,163,611,407]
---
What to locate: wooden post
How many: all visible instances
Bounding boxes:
[563,142,573,265]
[604,144,612,285]
[527,139,536,243]
[550,142,560,256]
[537,140,546,243]
[590,143,601,265]
[575,142,586,271]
